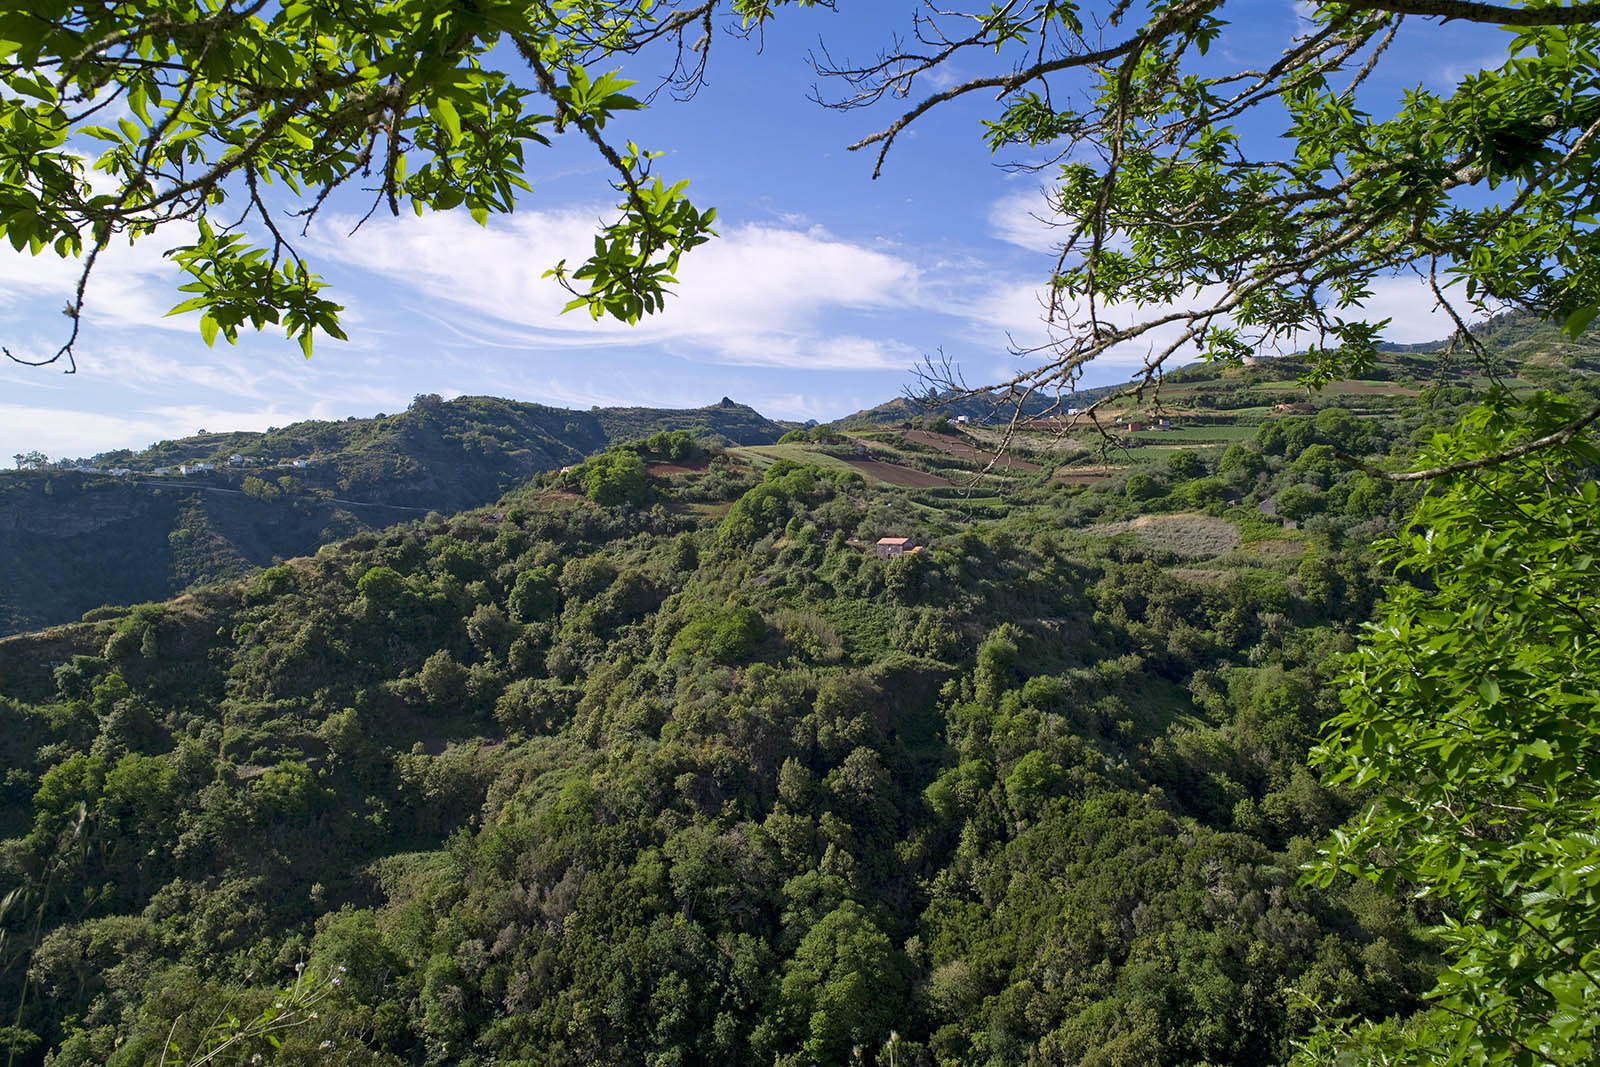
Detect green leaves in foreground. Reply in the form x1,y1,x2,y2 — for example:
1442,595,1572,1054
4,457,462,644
1301,395,1600,1066
166,219,347,360
1,0,718,365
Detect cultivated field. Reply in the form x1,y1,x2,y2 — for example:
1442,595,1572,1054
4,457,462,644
904,429,1044,469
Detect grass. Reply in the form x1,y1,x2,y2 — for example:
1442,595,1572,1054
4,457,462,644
1124,425,1257,443
1087,513,1242,559
1116,444,1230,461
729,444,865,478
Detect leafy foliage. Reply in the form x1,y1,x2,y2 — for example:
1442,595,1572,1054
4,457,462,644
1305,395,1600,1065
0,0,730,366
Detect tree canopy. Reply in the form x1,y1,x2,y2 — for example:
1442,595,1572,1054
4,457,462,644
5,0,1599,394
827,0,1600,405
0,0,729,369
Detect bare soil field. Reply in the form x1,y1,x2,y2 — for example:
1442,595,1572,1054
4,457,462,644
902,430,1042,470
647,456,711,476
841,458,953,488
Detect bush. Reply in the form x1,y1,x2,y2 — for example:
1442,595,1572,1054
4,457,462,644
670,607,765,663
584,450,647,507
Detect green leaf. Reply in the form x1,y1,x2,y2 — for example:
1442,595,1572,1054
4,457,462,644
1563,305,1598,338
433,98,461,145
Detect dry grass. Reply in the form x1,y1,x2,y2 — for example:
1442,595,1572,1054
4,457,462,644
1088,513,1241,559
1238,538,1306,560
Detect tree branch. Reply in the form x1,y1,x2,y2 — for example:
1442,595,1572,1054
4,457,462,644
1336,0,1600,26
1336,397,1600,481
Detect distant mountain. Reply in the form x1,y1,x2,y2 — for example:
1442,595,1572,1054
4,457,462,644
837,310,1600,426
0,395,791,635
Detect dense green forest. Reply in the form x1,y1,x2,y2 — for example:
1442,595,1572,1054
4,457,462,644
2,332,1598,1065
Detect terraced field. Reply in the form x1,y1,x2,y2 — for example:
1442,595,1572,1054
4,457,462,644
732,444,946,488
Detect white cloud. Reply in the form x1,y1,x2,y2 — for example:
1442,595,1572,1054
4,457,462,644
1336,274,1456,345
0,401,306,460
988,187,1065,254
0,226,203,340
0,404,177,460
310,209,923,371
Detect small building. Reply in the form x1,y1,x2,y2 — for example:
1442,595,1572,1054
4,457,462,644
1126,421,1147,433
180,462,216,475
291,459,309,468
229,454,244,465
152,467,170,476
955,415,969,424
875,537,913,559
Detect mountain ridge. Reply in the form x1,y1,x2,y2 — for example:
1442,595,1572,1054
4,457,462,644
0,394,792,635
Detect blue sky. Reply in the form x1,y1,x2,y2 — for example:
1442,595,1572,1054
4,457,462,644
0,3,1499,461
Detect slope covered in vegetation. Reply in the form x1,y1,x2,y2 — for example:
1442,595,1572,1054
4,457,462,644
0,396,788,635
0,400,1464,1067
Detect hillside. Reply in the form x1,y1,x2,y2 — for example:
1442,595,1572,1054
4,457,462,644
0,405,1442,1067
838,309,1600,428
5,359,1600,1064
0,396,789,635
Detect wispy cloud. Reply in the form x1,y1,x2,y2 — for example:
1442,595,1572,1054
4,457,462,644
310,209,924,371
0,225,203,344
988,187,1065,254
1341,274,1456,344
